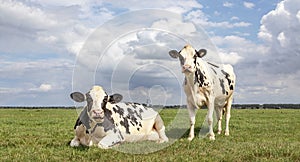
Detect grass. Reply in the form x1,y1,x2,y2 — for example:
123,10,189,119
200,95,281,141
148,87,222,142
0,108,299,161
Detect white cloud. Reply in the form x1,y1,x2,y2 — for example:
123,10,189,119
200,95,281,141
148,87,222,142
39,84,52,92
29,84,52,92
277,32,288,47
151,18,196,36
258,0,300,60
223,2,234,8
219,51,243,65
237,0,300,103
243,2,255,9
230,16,239,21
101,0,202,14
185,10,251,28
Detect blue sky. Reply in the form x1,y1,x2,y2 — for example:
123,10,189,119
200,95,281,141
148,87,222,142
0,0,300,106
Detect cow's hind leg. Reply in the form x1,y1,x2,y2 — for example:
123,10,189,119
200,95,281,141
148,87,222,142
215,105,223,135
154,114,169,143
207,99,215,140
224,95,233,136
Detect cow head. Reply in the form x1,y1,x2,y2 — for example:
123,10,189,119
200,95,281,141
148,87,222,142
70,86,123,123
169,45,207,73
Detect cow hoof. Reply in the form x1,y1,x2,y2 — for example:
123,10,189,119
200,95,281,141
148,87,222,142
225,131,230,136
98,143,110,149
157,139,167,144
217,130,222,135
156,138,169,143
209,135,215,141
88,141,93,146
188,136,194,141
70,140,80,147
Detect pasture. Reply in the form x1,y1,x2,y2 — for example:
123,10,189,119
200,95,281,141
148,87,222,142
0,108,299,161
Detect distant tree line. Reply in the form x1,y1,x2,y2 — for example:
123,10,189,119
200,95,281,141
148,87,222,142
0,104,300,109
0,106,76,109
164,104,300,109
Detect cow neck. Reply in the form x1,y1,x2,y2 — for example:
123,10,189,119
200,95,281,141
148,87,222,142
185,73,198,107
88,121,102,134
184,57,204,107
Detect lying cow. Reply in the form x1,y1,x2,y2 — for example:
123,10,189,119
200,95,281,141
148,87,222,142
69,86,168,149
169,45,236,140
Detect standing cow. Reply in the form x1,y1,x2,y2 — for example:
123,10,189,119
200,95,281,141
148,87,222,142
169,45,235,140
70,86,168,149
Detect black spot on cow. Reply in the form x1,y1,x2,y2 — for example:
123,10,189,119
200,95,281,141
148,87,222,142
219,78,226,94
130,121,135,126
86,93,93,111
120,118,130,134
75,107,91,130
139,108,144,113
73,107,93,134
137,127,140,131
221,70,234,90
113,105,124,118
102,117,116,132
207,62,219,68
211,67,217,75
195,68,208,87
102,104,115,132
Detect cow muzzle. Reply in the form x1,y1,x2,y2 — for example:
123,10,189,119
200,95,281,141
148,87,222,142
91,110,104,121
182,64,194,73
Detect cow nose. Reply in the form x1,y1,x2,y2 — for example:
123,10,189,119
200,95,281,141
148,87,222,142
182,64,192,70
92,110,104,116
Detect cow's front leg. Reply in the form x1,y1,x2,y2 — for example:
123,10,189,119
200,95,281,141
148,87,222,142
71,124,90,147
98,131,124,149
187,103,196,141
70,137,80,147
207,100,215,140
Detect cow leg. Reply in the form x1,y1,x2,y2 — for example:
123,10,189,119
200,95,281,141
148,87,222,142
187,103,196,141
215,106,223,135
70,136,80,147
70,124,90,147
225,96,233,136
207,100,215,140
154,115,169,143
98,130,124,149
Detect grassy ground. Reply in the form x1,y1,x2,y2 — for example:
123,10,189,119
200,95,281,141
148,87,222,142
0,108,299,161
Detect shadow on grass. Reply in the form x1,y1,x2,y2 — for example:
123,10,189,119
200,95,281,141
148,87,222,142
166,127,205,139
66,141,89,151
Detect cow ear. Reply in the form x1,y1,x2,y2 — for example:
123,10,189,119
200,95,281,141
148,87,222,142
169,50,179,58
109,94,123,104
70,92,86,102
196,49,207,58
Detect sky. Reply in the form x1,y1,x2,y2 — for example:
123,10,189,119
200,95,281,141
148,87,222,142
0,0,300,106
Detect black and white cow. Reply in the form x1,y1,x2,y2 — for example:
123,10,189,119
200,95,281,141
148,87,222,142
70,86,168,149
169,45,236,141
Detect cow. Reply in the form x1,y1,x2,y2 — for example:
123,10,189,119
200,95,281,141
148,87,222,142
169,45,236,141
69,85,168,149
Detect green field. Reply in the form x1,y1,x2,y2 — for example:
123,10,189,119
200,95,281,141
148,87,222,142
0,108,299,161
